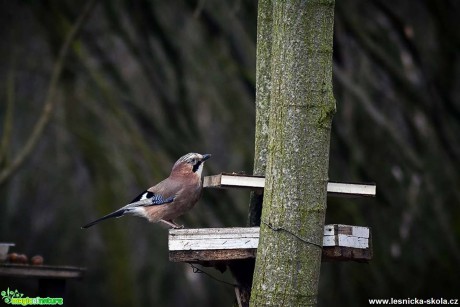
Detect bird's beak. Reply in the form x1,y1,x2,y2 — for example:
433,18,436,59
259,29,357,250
201,154,212,161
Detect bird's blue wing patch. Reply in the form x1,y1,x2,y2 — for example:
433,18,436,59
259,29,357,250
129,190,174,206
149,194,175,205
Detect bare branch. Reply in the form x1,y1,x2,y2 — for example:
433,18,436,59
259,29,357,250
0,0,97,187
334,65,423,170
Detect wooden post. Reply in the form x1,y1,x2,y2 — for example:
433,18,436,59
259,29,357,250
250,0,336,306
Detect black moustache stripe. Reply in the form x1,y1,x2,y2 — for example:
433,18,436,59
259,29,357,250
192,161,202,173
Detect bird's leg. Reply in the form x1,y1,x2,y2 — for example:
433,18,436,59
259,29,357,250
170,220,184,229
160,219,184,229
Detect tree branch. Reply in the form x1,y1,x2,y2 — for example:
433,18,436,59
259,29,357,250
0,0,97,187
334,65,423,170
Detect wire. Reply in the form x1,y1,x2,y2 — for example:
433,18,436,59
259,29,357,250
262,220,323,249
189,264,238,287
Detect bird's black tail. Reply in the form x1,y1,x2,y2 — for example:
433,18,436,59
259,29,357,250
81,209,125,229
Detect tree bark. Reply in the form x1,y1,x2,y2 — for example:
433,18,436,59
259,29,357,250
250,1,336,306
248,0,273,228
236,3,275,305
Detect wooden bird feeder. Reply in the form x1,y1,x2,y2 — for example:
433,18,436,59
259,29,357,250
0,264,85,297
168,173,375,263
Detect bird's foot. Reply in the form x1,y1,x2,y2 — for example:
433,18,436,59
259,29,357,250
160,219,184,229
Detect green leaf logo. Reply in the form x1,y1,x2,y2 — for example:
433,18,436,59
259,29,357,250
1,287,24,304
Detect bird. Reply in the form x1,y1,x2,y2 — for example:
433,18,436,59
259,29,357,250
81,153,211,229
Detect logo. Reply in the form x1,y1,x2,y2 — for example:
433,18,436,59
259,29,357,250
1,288,63,306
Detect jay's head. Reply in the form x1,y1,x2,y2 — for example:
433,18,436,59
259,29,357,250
171,153,211,178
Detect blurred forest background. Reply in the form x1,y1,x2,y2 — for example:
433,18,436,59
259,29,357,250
1,0,459,306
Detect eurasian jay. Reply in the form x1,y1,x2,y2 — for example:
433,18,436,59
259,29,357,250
82,153,211,229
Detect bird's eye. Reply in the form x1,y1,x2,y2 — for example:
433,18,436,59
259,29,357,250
190,158,197,164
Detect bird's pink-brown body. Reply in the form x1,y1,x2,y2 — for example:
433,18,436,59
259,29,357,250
141,162,204,223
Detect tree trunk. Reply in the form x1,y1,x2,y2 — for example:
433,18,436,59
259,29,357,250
250,0,336,306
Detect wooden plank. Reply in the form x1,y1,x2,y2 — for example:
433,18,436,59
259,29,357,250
203,173,376,197
169,227,259,251
322,228,373,262
327,182,376,197
169,225,371,262
170,249,257,262
203,174,265,190
0,264,85,279
322,246,372,262
221,174,265,189
325,224,370,248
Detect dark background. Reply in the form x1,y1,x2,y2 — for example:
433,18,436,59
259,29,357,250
1,0,459,306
